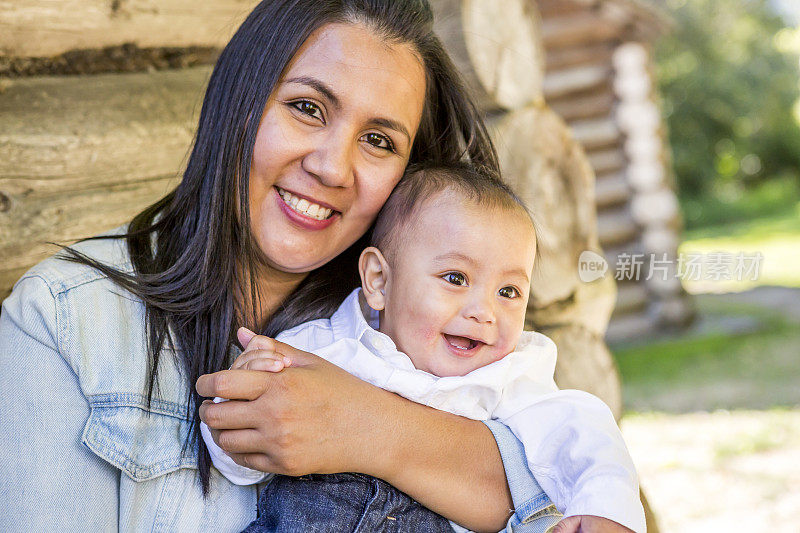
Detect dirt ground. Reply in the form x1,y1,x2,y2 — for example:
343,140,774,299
622,409,800,532
616,287,800,532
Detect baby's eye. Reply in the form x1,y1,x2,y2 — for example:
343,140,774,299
498,286,520,299
443,272,467,286
361,132,395,152
290,100,324,122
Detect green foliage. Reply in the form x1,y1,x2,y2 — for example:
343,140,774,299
613,296,800,412
655,0,800,227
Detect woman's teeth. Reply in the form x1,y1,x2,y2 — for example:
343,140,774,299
277,188,333,220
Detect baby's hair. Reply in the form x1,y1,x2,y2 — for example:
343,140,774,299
371,162,536,260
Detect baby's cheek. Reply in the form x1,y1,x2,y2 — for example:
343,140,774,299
492,340,518,362
419,325,439,342
408,307,440,342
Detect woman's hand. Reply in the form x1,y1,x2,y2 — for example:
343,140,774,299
553,516,635,533
196,331,513,532
197,334,391,477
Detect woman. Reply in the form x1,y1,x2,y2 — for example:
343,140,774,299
0,1,627,532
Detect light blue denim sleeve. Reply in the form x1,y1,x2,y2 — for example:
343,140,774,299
0,275,119,532
483,419,562,533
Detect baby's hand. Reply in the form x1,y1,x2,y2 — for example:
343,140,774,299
232,327,292,372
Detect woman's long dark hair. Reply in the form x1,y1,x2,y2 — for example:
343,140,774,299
63,0,499,492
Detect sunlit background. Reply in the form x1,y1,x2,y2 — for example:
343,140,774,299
614,1,800,530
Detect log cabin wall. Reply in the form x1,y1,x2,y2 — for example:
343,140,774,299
536,0,694,343
0,1,260,300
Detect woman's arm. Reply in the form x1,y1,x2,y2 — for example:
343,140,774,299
197,343,513,532
0,276,119,531
352,382,515,532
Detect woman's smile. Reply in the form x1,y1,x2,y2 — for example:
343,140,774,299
275,186,337,230
276,187,336,221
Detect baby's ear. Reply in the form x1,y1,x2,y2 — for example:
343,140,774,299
359,247,389,311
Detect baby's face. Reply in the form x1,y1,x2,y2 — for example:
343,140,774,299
379,190,536,377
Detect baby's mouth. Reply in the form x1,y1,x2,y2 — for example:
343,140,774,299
443,333,484,352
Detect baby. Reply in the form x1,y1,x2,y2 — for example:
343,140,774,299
202,163,645,533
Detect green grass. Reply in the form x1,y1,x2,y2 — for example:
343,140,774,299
679,200,800,291
613,297,800,413
681,176,800,230
712,419,791,460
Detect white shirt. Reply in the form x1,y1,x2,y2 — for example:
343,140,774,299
202,289,645,533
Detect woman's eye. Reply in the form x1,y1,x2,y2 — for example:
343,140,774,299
290,100,324,122
361,132,395,152
443,272,467,286
499,286,520,299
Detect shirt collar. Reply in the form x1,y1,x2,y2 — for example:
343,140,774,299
329,288,378,343
329,288,415,368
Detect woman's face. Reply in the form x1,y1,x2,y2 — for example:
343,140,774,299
248,22,426,275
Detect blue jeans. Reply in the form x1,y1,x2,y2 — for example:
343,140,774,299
243,473,455,533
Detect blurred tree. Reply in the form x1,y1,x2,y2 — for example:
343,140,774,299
655,0,800,223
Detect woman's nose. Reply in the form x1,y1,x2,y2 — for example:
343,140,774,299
301,131,355,188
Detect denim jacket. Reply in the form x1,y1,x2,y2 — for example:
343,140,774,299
0,232,558,532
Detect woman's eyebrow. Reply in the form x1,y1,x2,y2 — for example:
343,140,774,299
283,75,410,143
370,117,411,144
284,76,341,109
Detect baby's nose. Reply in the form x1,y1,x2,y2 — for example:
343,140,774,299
464,297,495,324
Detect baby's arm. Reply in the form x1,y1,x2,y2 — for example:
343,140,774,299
496,389,644,533
492,334,644,532
200,329,292,485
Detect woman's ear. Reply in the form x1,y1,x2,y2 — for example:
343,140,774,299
359,247,390,311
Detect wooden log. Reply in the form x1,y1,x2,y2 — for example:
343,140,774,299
545,41,616,72
569,117,621,150
527,272,617,339
641,226,680,254
542,323,623,419
489,104,617,335
613,40,650,73
597,206,638,246
625,135,662,161
536,0,588,18
587,148,626,174
543,64,610,99
0,1,257,58
641,488,663,533
0,67,210,300
595,172,631,208
630,189,680,226
431,0,545,111
1,43,219,77
614,69,653,101
602,242,646,275
614,282,649,314
653,295,695,328
605,312,657,344
646,272,683,298
541,12,623,48
627,161,666,192
548,89,616,122
616,100,661,135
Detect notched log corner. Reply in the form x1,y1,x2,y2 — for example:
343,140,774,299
0,191,11,213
